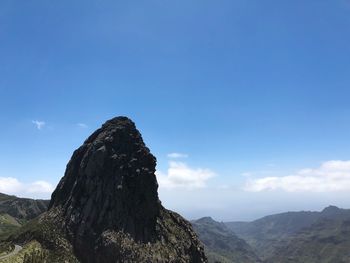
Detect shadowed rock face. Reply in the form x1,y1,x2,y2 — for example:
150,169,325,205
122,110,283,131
49,117,160,243
45,116,207,263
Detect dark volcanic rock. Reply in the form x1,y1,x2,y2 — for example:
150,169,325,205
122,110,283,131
49,117,160,244
32,116,207,263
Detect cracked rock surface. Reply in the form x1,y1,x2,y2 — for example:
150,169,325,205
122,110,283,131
33,116,208,263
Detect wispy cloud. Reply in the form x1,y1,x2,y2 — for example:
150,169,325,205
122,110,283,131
157,161,215,189
32,120,46,130
241,172,253,177
27,181,54,194
0,177,54,198
0,177,22,193
77,123,88,129
167,152,189,159
245,160,350,192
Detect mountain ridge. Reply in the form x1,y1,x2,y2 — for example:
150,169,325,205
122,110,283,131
0,193,49,221
225,205,350,260
191,217,261,263
1,191,350,263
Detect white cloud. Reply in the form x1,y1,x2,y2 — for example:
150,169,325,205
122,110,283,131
0,177,54,197
0,177,23,193
245,160,350,192
27,181,54,193
241,172,252,177
32,120,45,130
77,123,88,129
167,153,189,159
157,161,215,189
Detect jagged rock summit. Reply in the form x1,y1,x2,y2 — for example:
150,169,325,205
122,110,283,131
13,117,207,263
49,116,160,244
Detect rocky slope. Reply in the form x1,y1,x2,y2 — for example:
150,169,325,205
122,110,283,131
0,213,21,239
0,193,48,221
192,217,261,263
268,216,350,262
8,116,207,263
0,193,49,240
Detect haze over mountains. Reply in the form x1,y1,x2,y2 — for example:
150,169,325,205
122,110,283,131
225,205,350,262
2,192,350,263
2,190,350,263
191,217,261,263
189,205,350,262
1,191,350,262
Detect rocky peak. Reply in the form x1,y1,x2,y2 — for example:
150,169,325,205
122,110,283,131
49,116,160,243
44,116,207,262
194,217,216,224
322,205,340,212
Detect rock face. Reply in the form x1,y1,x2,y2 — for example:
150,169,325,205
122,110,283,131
45,116,207,262
49,117,160,243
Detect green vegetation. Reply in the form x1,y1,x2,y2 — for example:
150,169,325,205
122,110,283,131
0,194,14,202
5,210,79,263
23,249,49,263
268,218,350,262
0,193,49,221
206,251,233,263
0,214,21,227
0,242,14,257
2,190,350,263
0,213,22,240
225,211,322,259
0,241,44,263
225,206,350,260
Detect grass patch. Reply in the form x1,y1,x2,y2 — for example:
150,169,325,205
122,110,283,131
0,241,44,263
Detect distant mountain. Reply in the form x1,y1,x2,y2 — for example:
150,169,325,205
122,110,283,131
0,193,49,220
268,217,350,262
192,217,261,263
0,213,21,239
225,206,350,260
0,193,49,240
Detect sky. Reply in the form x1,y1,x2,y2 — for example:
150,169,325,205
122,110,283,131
1,0,350,221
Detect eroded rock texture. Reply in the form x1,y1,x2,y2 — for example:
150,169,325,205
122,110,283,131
46,116,207,263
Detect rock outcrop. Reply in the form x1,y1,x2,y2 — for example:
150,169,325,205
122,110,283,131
13,117,207,263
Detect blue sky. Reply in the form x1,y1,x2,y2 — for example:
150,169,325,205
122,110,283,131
1,0,350,221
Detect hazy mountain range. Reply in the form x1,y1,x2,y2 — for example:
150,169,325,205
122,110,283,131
225,205,350,262
1,193,350,263
192,205,350,262
191,217,261,263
